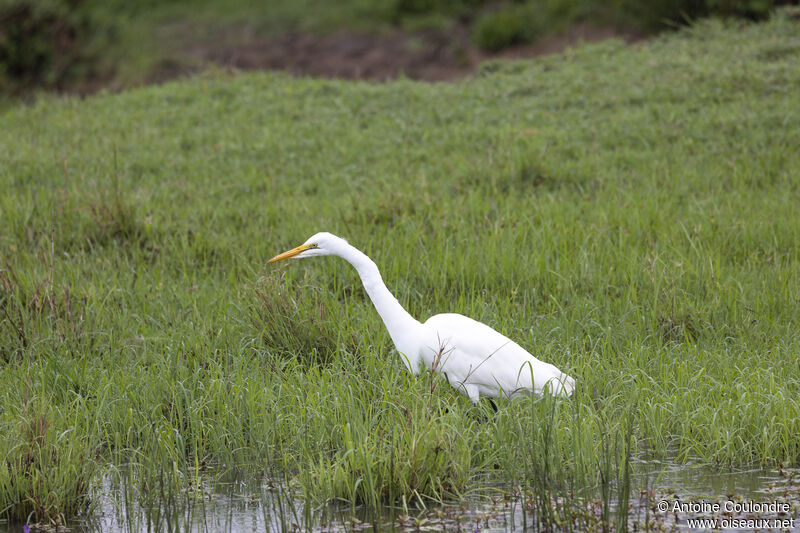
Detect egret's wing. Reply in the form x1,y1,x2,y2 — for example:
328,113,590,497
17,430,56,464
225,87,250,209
423,313,573,398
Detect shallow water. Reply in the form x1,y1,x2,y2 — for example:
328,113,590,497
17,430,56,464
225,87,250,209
2,460,798,532
637,458,791,499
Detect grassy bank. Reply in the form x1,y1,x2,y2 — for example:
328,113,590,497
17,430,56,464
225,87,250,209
1,11,799,526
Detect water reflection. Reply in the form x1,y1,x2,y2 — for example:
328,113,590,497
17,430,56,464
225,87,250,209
637,459,791,499
1,461,797,532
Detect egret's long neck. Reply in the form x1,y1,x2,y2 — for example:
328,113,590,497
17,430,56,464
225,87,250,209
337,243,422,370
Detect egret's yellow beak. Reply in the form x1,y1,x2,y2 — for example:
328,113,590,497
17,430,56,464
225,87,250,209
267,243,314,263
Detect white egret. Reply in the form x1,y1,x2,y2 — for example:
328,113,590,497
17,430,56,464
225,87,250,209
268,232,575,403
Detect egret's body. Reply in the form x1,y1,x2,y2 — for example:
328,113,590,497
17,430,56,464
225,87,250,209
268,232,575,403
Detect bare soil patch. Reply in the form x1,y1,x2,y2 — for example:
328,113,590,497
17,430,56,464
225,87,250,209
153,22,642,84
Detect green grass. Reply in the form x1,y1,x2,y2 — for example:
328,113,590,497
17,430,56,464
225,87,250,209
1,11,799,526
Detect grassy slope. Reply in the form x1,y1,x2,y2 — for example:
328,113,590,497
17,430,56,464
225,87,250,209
1,13,799,523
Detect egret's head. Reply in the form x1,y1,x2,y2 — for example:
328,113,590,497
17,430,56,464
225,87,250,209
267,232,346,263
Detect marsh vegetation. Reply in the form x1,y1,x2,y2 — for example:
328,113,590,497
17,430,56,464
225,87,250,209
1,10,799,530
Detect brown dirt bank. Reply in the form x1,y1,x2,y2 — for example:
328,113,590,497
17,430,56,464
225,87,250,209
147,22,642,85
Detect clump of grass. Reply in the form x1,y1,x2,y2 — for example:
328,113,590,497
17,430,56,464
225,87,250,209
0,256,87,361
69,164,151,253
0,398,102,524
0,264,29,358
250,273,361,364
657,313,702,343
299,391,472,507
492,387,638,531
82,184,142,249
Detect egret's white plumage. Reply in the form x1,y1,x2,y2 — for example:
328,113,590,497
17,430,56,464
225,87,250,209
268,232,575,403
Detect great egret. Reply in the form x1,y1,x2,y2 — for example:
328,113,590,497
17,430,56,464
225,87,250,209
268,232,575,403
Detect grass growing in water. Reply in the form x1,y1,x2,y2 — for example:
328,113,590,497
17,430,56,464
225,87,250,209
1,10,800,526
